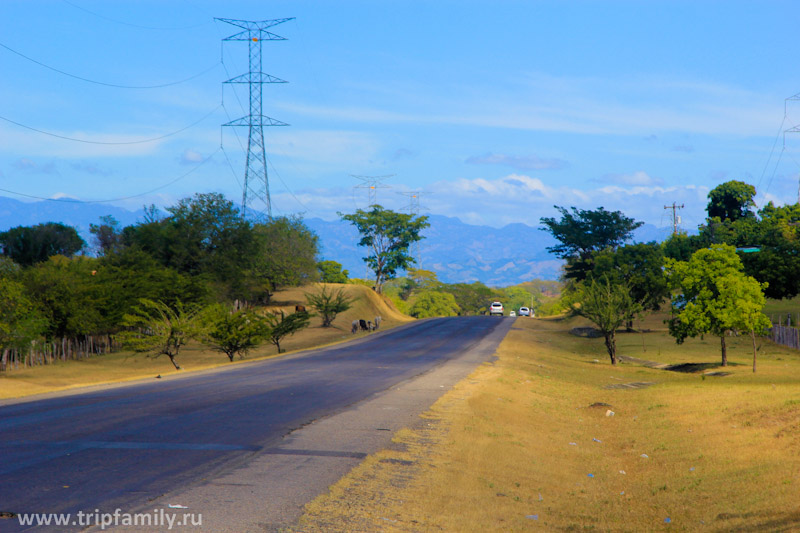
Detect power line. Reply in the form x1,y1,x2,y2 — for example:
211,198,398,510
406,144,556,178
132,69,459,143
61,0,211,31
0,104,221,145
0,147,220,204
0,41,220,89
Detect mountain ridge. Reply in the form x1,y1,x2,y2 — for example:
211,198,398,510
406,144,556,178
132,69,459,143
0,196,669,286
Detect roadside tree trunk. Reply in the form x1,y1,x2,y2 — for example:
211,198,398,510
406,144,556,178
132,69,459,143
720,334,728,367
604,331,618,365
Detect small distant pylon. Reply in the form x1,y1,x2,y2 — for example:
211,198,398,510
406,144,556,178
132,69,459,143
352,174,394,207
217,17,294,219
398,190,429,269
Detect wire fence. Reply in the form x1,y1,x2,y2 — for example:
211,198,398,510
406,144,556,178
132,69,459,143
769,314,800,350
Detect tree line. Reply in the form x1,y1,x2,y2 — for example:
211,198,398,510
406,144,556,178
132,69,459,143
0,193,331,370
541,180,780,372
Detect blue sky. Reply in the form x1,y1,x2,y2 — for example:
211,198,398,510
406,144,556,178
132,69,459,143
2,0,800,232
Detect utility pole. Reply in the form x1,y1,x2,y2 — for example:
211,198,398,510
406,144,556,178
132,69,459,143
398,190,428,269
217,17,293,219
664,202,684,235
352,174,394,207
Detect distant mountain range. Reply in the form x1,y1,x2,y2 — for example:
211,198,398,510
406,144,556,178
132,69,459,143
0,196,671,286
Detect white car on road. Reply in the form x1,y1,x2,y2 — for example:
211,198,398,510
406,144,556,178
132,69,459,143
489,302,504,316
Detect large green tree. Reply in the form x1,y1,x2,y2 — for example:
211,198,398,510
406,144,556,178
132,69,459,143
317,260,349,283
0,277,45,354
121,193,257,298
706,180,756,222
0,222,85,266
250,216,319,302
590,242,669,328
23,256,103,340
408,290,461,318
540,206,643,281
440,281,498,316
667,244,768,366
340,206,429,293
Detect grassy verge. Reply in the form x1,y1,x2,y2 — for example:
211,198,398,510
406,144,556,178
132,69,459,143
0,284,412,400
297,312,800,531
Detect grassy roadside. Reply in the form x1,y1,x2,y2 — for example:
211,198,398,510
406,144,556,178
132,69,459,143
296,313,800,531
0,284,412,400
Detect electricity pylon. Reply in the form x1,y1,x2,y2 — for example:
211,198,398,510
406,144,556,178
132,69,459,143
398,190,429,269
217,17,293,219
352,174,394,207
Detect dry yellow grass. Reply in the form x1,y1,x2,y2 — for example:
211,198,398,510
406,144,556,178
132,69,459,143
0,283,411,400
297,314,800,532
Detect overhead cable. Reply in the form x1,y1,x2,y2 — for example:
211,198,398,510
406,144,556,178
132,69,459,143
61,0,210,31
0,41,219,89
0,104,221,145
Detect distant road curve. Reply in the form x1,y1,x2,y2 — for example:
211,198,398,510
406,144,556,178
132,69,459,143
0,316,513,532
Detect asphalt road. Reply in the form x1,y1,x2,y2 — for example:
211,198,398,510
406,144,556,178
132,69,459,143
0,316,512,531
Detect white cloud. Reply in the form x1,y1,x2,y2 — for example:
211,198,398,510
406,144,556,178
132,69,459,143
278,173,712,229
283,73,779,137
180,149,204,165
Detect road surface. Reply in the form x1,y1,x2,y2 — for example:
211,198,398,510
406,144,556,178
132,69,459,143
0,316,513,531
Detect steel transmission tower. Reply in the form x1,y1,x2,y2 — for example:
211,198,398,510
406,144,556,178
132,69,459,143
217,17,293,219
352,174,394,207
398,190,429,268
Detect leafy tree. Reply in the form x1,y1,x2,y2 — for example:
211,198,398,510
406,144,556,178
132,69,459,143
0,278,45,353
201,305,269,362
317,260,349,283
540,206,643,281
440,281,498,315
407,268,441,290
264,310,310,353
666,244,768,366
121,193,258,299
89,215,123,256
722,273,771,372
0,222,85,266
499,286,539,314
93,248,209,331
572,276,641,365
251,216,319,302
305,285,352,327
706,180,756,222
590,242,669,329
408,290,461,318
118,299,202,370
340,205,429,293
662,232,707,262
23,256,103,339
